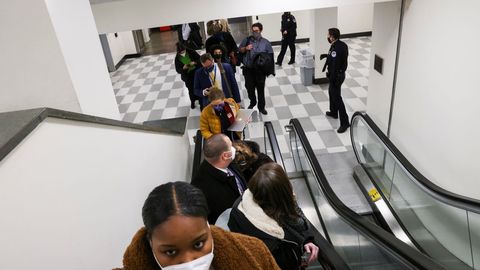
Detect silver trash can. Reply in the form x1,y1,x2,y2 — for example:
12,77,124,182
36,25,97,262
298,49,315,86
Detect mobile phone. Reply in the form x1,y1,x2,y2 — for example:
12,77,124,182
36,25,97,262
301,251,311,264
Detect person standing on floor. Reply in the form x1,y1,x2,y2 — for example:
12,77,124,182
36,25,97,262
174,42,201,109
228,163,319,270
276,11,297,66
206,21,239,71
239,22,275,115
194,53,241,110
199,87,241,140
178,22,203,49
320,27,350,133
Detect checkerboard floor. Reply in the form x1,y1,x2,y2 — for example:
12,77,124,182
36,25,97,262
110,37,371,164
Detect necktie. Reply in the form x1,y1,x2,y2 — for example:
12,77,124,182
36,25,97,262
227,168,245,194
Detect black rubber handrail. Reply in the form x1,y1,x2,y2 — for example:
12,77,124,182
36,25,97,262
290,118,445,270
351,112,480,213
191,130,203,181
263,121,285,170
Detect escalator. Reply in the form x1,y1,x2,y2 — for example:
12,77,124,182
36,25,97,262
349,112,480,269
192,121,447,269
271,119,445,269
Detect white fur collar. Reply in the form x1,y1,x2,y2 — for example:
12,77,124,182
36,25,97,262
237,189,284,238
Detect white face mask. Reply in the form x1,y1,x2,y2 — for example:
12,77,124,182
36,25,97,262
230,146,236,160
152,225,214,270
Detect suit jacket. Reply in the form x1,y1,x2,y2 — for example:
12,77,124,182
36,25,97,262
193,63,241,107
191,161,246,224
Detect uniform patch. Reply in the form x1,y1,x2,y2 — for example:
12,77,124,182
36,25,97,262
331,51,337,58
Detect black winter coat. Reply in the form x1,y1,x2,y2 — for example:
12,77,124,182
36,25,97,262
191,161,246,224
228,197,315,270
174,49,201,81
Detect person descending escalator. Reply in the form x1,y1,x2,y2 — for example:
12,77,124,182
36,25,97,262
229,163,319,270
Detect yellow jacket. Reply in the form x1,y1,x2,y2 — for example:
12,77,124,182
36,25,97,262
200,98,240,139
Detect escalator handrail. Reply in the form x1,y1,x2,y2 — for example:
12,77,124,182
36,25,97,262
290,118,446,270
351,112,480,213
264,121,286,170
191,130,203,181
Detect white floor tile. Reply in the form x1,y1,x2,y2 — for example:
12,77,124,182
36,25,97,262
305,131,326,150
127,102,143,113
162,108,178,119
290,105,309,118
270,95,288,107
133,111,150,123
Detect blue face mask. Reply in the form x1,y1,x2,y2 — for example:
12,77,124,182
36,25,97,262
213,103,224,111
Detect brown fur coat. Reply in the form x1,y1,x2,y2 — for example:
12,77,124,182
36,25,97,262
114,225,281,270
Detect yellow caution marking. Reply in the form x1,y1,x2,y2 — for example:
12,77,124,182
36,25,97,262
369,188,381,202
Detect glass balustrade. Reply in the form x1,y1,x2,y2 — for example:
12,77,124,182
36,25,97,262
351,114,480,269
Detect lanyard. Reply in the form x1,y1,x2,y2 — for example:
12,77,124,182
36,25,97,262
207,64,217,86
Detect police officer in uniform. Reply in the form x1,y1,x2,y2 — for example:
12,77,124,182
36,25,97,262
320,28,350,133
276,12,297,66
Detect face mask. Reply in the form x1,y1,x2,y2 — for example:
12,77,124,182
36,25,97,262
152,223,214,270
179,51,186,56
152,244,214,270
252,32,261,39
230,146,236,160
213,54,222,60
327,37,332,44
205,64,214,73
213,103,224,111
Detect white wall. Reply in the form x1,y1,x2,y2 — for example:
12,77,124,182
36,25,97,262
0,118,190,270
389,0,480,199
310,8,338,79
0,1,80,113
45,0,120,120
338,3,373,34
107,31,137,66
91,0,395,34
253,10,311,42
366,1,401,133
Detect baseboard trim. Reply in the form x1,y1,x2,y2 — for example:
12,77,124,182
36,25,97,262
340,31,372,39
314,77,329,85
115,53,143,70
270,38,309,46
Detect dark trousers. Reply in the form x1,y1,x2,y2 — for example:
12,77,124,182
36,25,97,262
328,72,349,126
243,68,266,110
276,35,296,64
184,72,197,103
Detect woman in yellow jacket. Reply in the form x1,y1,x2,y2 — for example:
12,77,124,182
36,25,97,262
200,87,241,140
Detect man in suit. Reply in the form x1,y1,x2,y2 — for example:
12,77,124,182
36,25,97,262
194,53,241,110
191,134,247,224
